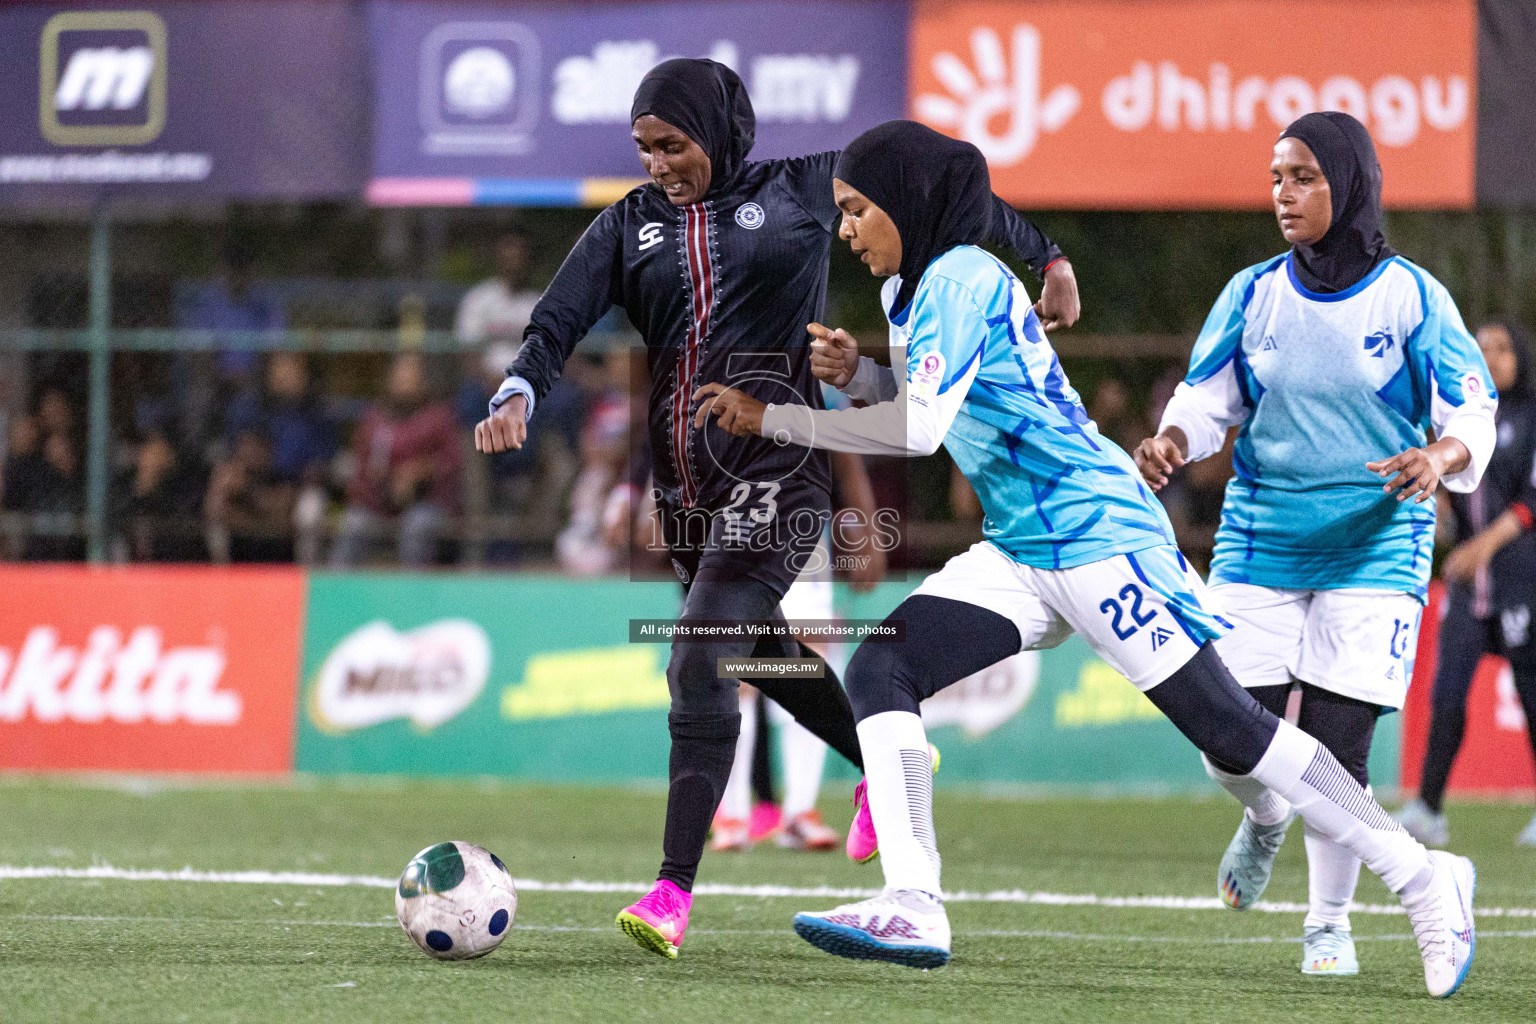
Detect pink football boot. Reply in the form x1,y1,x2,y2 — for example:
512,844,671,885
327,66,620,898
616,879,692,959
847,744,940,864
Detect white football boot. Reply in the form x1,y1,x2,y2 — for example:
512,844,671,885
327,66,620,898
792,889,951,968
1402,850,1477,998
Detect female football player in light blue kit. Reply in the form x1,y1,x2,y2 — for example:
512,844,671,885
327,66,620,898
1135,112,1496,978
693,119,1477,998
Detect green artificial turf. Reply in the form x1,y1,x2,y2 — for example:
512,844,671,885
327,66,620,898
0,777,1532,1023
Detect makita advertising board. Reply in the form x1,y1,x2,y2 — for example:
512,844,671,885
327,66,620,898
0,3,368,206
0,566,305,772
366,0,907,206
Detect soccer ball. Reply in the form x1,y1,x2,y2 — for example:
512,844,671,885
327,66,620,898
395,841,518,960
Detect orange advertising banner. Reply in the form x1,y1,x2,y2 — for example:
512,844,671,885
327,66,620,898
910,0,1475,209
0,566,305,773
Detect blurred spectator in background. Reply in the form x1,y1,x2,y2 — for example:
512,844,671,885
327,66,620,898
120,424,207,562
455,232,539,348
174,241,286,452
332,353,461,567
223,352,337,563
1087,378,1145,454
205,430,294,562
556,352,632,575
2,388,85,560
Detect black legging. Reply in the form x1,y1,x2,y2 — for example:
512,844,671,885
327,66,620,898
848,595,1280,775
1419,587,1536,812
660,574,862,891
1246,681,1382,787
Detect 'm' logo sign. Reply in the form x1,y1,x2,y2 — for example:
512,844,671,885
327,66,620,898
39,11,167,147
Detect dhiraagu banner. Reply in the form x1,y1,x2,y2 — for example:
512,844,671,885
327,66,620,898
296,574,1397,789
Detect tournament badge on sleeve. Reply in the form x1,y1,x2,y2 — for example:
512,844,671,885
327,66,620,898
909,351,946,405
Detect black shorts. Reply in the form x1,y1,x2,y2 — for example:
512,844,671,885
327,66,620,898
661,478,830,597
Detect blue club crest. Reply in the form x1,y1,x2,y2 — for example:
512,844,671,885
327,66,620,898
1364,330,1395,357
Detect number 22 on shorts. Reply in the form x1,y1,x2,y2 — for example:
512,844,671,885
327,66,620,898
1100,584,1157,640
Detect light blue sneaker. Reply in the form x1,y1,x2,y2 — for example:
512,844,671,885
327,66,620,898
1301,924,1360,975
1218,810,1295,909
1517,813,1536,847
1395,798,1450,847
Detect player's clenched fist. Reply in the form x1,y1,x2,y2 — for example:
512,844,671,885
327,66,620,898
807,321,860,388
1133,430,1187,491
475,394,529,453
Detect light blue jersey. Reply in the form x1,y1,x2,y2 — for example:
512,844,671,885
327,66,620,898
1162,253,1497,600
889,246,1176,569
763,245,1228,648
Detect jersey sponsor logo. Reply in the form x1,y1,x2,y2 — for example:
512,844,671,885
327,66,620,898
310,620,491,733
672,558,691,585
1364,329,1396,357
1258,334,1278,352
734,202,765,229
909,350,946,401
1149,625,1174,650
638,221,664,251
1462,371,1489,402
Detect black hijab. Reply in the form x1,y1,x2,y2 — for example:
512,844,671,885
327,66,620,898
630,58,755,198
1278,111,1397,294
833,120,994,315
1486,319,1534,405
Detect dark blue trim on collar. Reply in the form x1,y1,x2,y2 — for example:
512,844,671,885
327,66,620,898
1285,252,1394,302
888,291,912,327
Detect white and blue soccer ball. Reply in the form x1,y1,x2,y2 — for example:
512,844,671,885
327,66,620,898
395,841,518,960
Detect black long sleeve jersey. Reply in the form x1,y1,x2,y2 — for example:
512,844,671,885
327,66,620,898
511,150,1062,512
1449,395,1536,616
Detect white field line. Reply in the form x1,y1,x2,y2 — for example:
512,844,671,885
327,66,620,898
7,915,1536,945
2,864,1533,920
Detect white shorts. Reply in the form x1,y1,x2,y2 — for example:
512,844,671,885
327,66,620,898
1209,583,1423,709
780,534,833,621
912,541,1226,690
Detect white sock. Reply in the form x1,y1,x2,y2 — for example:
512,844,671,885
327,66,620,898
856,711,941,896
1202,754,1292,826
777,713,827,819
1247,719,1429,893
1303,823,1361,931
720,692,757,822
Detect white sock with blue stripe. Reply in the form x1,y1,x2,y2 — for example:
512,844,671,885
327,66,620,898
856,711,941,898
1249,720,1428,894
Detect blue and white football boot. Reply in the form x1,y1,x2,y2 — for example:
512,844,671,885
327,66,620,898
1217,809,1296,909
1301,924,1359,976
793,889,951,968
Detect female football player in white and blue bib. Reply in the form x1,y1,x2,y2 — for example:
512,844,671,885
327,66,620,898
694,119,1476,998
1135,112,1496,979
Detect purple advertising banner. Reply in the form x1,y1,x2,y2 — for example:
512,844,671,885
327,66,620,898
0,3,369,206
367,0,907,206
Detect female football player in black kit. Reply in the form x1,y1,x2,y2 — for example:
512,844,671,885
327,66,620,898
473,58,1079,959
1398,320,1536,848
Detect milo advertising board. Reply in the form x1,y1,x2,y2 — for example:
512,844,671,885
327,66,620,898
297,576,1398,789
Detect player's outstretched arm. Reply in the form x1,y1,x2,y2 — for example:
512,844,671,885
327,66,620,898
475,394,529,453
807,322,860,388
1133,428,1188,492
